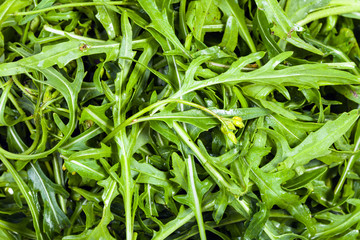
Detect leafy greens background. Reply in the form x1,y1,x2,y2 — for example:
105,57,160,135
0,0,360,239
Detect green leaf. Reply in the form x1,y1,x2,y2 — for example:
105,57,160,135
248,163,316,234
65,159,107,181
170,152,187,190
283,167,327,191
279,110,359,170
255,0,323,55
94,0,120,40
253,9,282,58
83,202,96,230
80,103,114,133
244,203,269,240
6,126,28,152
186,0,221,41
61,126,103,151
243,121,317,234
150,121,181,146
131,160,176,200
0,154,42,240
0,219,36,239
173,122,243,196
212,189,230,224
304,199,360,239
0,81,24,126
265,114,322,147
173,155,212,240
285,0,331,23
0,39,119,76
137,0,191,58
153,206,195,240
303,32,360,75
2,0,360,239
87,177,119,240
215,0,257,55
0,0,31,25
219,16,238,52
28,162,70,238
68,143,111,161
174,52,359,98
19,0,56,25
151,107,269,130
67,177,119,240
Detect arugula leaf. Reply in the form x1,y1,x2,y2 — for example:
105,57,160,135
94,0,120,40
173,155,213,240
285,0,331,23
243,125,316,234
304,199,360,239
279,110,359,170
255,0,323,55
65,159,107,181
2,0,360,239
137,0,191,58
27,162,70,238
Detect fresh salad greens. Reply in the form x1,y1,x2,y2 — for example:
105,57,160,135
1,0,360,239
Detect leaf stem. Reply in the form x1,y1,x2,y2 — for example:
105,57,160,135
186,155,207,240
153,201,215,240
297,5,360,26
52,154,67,213
102,99,227,143
333,131,360,200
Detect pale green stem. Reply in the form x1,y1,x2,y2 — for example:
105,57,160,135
297,5,360,26
102,99,226,143
186,155,207,240
52,154,67,213
153,200,216,240
334,134,360,200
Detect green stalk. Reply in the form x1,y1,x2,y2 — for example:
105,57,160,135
186,155,207,240
203,24,224,32
333,133,360,200
115,11,134,239
21,21,30,45
113,73,133,240
52,154,67,213
297,5,360,26
115,136,133,240
0,82,77,160
102,98,227,143
153,200,216,240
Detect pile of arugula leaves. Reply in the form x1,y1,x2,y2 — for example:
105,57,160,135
1,0,360,239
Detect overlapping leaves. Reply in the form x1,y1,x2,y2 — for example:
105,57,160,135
0,0,360,240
